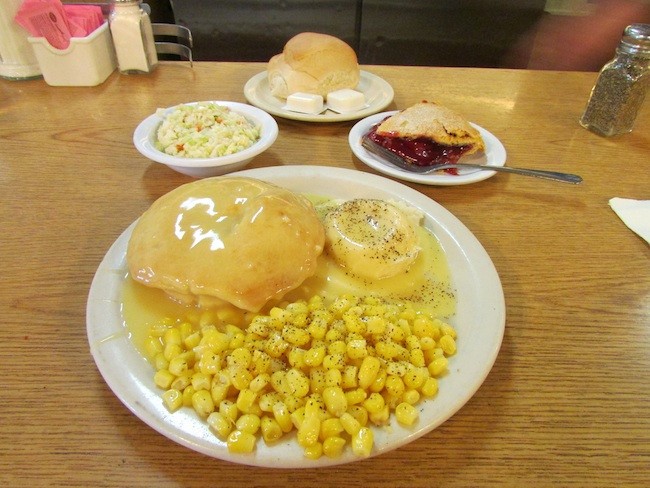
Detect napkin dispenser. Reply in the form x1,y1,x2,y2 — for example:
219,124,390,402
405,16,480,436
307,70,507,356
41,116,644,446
28,21,116,86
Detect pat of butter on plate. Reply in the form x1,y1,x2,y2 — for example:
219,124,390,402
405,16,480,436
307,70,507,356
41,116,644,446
327,89,366,113
285,92,324,114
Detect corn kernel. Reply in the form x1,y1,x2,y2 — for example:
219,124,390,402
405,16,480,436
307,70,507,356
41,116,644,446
251,350,272,375
395,402,418,426
283,394,305,413
347,405,368,426
402,389,421,405
320,417,344,441
210,383,229,405
163,327,182,346
428,357,448,377
182,385,196,407
322,386,348,417
154,352,169,371
290,406,306,430
420,377,439,397
369,404,390,426
184,331,201,350
236,414,261,435
145,337,163,358
192,390,215,417
303,346,326,367
154,369,175,389
207,411,232,438
358,356,381,389
261,416,283,444
168,355,190,376
264,332,289,358
346,339,368,360
162,388,183,412
199,352,221,375
384,374,405,398
365,316,386,335
236,388,258,413
419,336,436,351
303,442,323,460
322,436,346,458
403,367,428,390
272,401,293,433
439,335,457,356
163,342,183,361
297,413,321,448
351,427,374,458
219,400,239,423
249,373,270,393
191,372,211,391
170,374,191,392
282,324,311,347
258,391,280,412
323,353,346,371
230,367,254,390
439,322,457,339
285,368,310,398
345,388,367,405
341,365,358,389
227,429,256,453
340,412,362,436
369,368,387,393
363,392,385,414
309,367,327,394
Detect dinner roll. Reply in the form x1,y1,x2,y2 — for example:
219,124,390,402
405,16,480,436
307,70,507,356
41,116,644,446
268,32,360,98
126,177,325,312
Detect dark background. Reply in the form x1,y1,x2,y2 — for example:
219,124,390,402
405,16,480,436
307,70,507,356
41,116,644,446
148,0,547,67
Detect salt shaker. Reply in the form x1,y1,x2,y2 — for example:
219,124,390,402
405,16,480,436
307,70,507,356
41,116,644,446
109,0,158,74
579,24,650,136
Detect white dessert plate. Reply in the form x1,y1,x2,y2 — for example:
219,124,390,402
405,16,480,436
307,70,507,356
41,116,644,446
349,111,507,186
87,166,505,468
243,71,394,122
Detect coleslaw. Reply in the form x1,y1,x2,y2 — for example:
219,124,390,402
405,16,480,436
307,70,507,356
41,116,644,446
155,102,261,158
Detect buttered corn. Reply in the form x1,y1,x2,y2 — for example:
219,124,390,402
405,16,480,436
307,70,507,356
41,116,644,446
147,294,458,459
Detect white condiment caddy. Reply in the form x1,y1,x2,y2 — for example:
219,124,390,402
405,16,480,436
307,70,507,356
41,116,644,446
28,21,116,86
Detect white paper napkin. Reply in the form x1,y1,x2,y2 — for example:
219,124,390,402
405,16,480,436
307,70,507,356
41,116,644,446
609,198,650,244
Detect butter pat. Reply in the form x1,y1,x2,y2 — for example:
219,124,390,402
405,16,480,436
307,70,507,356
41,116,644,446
285,92,324,114
327,89,365,113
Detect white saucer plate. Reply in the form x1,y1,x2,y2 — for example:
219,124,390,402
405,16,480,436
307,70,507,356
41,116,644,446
349,111,507,185
244,71,394,122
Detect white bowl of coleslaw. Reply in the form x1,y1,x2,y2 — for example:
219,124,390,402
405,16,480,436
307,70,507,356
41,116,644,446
133,101,278,178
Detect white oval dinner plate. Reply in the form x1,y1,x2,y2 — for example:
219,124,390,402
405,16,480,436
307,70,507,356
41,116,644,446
86,166,505,468
349,111,507,186
243,71,394,122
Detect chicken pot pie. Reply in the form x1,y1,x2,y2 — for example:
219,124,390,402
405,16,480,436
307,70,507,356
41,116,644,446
126,177,325,312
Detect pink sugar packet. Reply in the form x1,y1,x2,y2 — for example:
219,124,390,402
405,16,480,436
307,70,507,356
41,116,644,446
14,0,72,49
63,5,104,37
14,0,104,50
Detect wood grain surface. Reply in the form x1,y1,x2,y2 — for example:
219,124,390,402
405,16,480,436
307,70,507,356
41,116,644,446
1,62,649,488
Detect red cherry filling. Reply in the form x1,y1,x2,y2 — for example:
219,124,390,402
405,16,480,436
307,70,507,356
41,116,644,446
367,123,475,175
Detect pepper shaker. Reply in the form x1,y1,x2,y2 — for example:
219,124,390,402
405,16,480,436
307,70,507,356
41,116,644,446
579,24,650,137
109,0,158,74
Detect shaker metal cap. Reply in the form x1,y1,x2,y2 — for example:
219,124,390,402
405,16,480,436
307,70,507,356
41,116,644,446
620,23,650,53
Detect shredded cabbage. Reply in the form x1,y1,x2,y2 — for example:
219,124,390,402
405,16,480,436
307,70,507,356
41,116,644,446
155,102,261,158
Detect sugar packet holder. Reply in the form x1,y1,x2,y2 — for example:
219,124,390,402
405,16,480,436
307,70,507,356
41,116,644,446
28,21,116,86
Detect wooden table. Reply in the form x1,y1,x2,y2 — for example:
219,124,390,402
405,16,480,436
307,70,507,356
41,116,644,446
1,62,649,487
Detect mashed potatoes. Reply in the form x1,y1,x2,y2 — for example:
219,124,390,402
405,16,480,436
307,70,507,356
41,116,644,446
323,199,421,281
126,177,325,312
